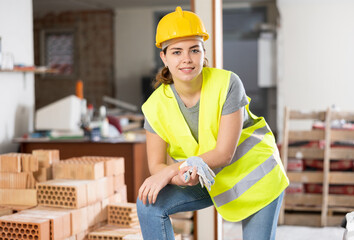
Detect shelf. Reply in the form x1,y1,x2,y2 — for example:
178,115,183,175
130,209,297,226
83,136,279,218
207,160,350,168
329,172,354,184
288,172,323,183
288,171,354,184
330,148,354,160
328,194,354,207
0,68,58,74
284,213,343,227
285,205,322,212
288,110,326,121
288,147,324,159
289,129,325,141
328,206,354,213
331,130,354,141
285,193,322,206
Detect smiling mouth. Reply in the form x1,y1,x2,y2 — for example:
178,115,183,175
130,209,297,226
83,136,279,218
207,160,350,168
179,67,195,71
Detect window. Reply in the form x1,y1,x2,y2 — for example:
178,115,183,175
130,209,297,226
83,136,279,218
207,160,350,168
40,29,76,78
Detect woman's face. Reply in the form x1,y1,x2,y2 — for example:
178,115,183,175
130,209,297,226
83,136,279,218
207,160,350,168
160,38,204,84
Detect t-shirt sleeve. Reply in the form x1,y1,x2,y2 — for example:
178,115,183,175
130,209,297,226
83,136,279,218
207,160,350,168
144,117,156,133
222,72,249,115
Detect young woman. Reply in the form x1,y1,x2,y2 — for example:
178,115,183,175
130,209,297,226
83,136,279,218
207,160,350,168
137,7,289,240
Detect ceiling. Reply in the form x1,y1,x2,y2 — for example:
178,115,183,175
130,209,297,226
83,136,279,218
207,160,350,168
32,0,190,16
32,0,272,17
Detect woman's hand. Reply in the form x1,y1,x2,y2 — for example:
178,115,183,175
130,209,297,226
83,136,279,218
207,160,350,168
138,168,174,205
172,166,199,187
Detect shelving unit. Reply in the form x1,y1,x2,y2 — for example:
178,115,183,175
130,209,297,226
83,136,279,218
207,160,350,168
0,68,58,74
279,107,354,226
0,68,58,89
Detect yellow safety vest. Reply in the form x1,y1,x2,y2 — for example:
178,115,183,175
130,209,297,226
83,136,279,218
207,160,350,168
142,67,289,222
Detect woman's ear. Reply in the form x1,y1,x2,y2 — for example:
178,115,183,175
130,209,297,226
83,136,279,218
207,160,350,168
160,51,167,67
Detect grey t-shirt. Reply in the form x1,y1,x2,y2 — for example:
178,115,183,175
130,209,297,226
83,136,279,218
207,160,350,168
144,72,251,142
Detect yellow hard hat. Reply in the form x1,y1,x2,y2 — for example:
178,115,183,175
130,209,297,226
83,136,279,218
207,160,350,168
155,6,209,48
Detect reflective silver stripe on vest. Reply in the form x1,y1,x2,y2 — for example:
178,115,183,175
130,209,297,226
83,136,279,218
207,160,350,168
213,125,270,175
213,154,278,207
233,125,270,162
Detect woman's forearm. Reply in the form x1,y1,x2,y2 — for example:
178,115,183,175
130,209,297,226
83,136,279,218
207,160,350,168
149,161,181,183
199,147,235,169
199,109,243,169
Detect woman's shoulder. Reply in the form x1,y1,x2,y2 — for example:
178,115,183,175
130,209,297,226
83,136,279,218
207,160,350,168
203,67,232,75
143,84,173,107
203,67,232,84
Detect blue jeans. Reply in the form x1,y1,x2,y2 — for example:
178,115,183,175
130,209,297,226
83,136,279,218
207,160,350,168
136,184,284,240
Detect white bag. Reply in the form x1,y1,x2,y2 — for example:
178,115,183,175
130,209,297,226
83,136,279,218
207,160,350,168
343,212,354,240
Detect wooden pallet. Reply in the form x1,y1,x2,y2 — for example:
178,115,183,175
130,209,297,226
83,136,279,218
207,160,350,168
279,107,354,226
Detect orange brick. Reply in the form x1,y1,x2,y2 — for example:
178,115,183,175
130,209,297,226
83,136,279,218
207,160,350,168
32,206,73,236
88,225,141,240
87,204,95,228
0,172,29,189
53,160,104,180
71,206,88,235
85,180,98,205
92,194,122,228
107,177,114,197
32,149,60,168
16,210,71,240
26,172,37,189
20,208,72,240
34,166,53,182
100,197,110,223
87,201,102,227
96,177,114,200
0,153,21,172
0,206,12,217
21,153,39,172
114,185,128,203
64,235,76,240
0,214,50,240
81,156,125,176
0,205,33,212
108,203,139,228
123,233,143,240
113,173,125,192
110,157,125,175
0,189,37,206
37,179,88,209
76,229,89,240
102,158,118,176
34,205,88,236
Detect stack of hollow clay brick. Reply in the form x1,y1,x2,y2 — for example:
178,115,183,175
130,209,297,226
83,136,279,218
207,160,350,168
0,149,64,240
0,208,70,240
53,156,126,195
33,155,127,239
108,202,139,228
88,202,140,240
0,153,128,240
0,152,40,210
88,202,182,240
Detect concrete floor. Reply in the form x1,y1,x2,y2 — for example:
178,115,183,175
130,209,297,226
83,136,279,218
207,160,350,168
223,222,345,240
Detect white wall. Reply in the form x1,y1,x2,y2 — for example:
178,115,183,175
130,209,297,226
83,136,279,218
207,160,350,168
0,0,34,153
114,5,189,107
276,0,354,136
195,0,214,66
194,1,218,239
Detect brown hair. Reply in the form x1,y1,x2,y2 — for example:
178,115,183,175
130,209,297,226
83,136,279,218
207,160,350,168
153,46,209,89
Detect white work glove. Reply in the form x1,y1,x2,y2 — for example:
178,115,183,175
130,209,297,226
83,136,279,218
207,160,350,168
179,156,216,191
